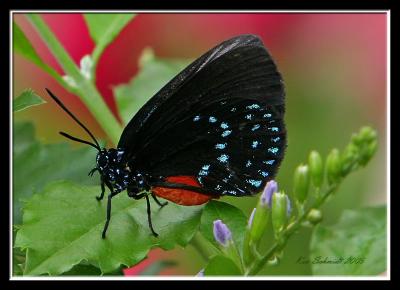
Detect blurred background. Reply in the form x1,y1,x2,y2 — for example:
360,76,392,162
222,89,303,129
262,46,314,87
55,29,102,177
13,13,387,276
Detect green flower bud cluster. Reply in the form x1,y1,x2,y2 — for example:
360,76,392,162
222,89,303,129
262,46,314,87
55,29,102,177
341,126,378,176
292,127,378,206
243,181,291,268
234,127,377,275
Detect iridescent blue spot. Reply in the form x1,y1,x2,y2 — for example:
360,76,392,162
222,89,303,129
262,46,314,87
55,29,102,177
259,170,269,177
199,164,210,176
268,147,279,154
209,116,217,123
246,104,261,110
221,130,232,137
245,114,253,120
251,124,261,131
269,127,279,132
139,180,144,185
246,179,262,187
202,164,210,170
252,141,260,149
230,107,237,112
246,160,252,167
228,190,237,195
263,160,275,165
199,170,208,176
222,178,229,183
220,122,229,129
215,184,222,190
193,115,200,122
215,143,227,150
272,137,281,143
269,120,276,124
263,113,272,118
217,154,229,163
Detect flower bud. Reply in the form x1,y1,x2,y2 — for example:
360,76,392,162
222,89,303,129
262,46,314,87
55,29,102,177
306,208,323,225
247,180,278,244
359,139,378,166
62,75,77,88
293,165,310,203
359,126,377,143
326,148,342,185
261,180,278,208
139,47,155,67
286,195,292,218
366,140,378,160
80,55,93,80
213,220,232,247
308,151,323,188
248,208,256,228
272,191,288,238
341,143,358,176
267,256,280,266
213,220,242,270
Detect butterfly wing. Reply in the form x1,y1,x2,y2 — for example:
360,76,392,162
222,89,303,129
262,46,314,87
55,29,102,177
118,34,286,197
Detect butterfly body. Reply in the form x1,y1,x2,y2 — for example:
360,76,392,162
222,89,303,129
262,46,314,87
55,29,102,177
47,34,286,239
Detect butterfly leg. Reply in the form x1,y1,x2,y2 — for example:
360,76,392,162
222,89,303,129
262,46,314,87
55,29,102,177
150,192,168,207
101,188,121,239
96,178,106,201
145,194,159,237
128,192,159,237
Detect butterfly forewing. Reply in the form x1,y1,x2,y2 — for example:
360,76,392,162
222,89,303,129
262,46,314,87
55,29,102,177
118,34,286,197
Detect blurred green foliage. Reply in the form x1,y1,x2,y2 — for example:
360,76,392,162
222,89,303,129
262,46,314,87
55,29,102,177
310,206,386,275
13,122,97,225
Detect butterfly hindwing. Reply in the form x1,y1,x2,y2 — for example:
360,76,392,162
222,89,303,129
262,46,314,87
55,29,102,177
118,34,286,197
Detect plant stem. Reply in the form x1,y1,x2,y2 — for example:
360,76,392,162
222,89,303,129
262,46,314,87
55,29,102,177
190,232,217,262
26,14,123,145
246,185,338,276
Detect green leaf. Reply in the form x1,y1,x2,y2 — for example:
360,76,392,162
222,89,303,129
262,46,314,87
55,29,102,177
13,122,97,225
13,246,26,276
62,263,102,276
310,206,386,275
114,49,191,125
13,21,61,80
14,21,49,71
14,181,203,275
204,255,242,276
200,201,247,256
84,14,136,66
13,89,46,112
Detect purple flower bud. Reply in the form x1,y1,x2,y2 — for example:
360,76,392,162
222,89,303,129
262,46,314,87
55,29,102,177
213,219,232,247
196,268,205,276
261,180,278,207
286,195,292,217
248,208,256,227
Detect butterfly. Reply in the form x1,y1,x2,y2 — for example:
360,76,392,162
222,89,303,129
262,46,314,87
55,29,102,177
46,34,286,239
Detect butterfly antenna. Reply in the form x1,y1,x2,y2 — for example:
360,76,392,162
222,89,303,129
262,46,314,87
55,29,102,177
59,131,100,150
45,88,101,151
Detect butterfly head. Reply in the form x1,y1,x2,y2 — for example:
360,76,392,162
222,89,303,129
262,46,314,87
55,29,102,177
96,148,125,171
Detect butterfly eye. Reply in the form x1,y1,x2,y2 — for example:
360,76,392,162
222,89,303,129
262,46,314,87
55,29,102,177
97,154,109,169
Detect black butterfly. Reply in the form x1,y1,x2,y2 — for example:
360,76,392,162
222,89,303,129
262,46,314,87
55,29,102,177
46,34,286,239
